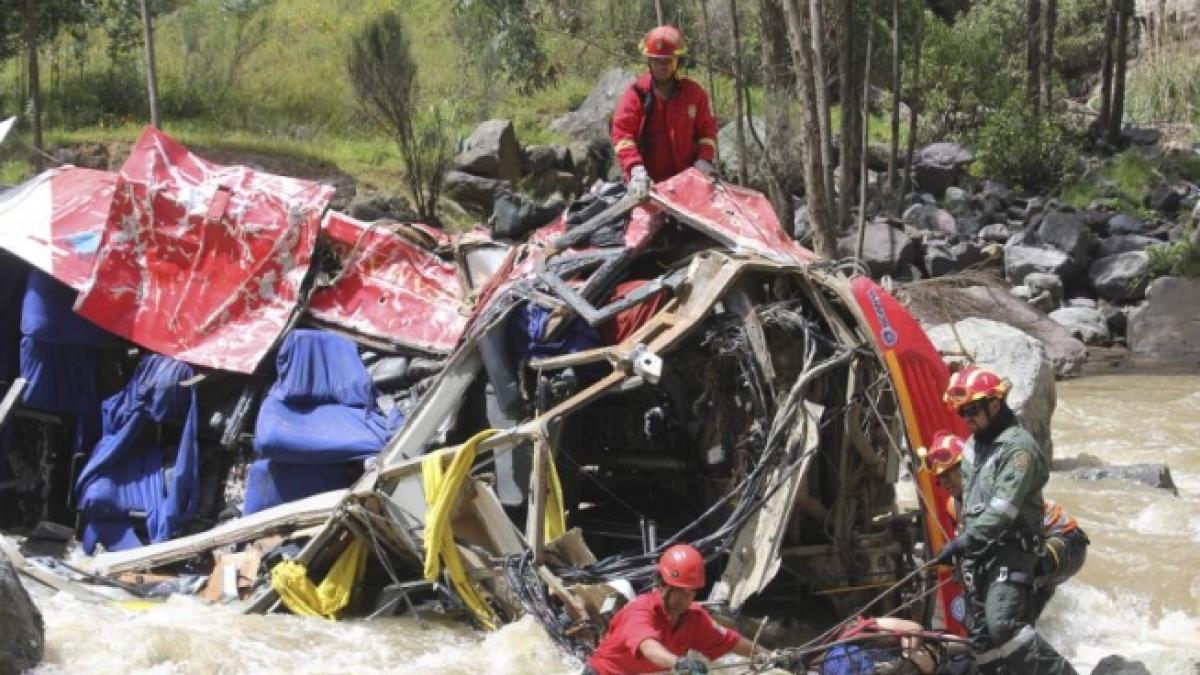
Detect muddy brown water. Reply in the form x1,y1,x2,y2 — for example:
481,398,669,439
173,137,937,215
28,374,1200,674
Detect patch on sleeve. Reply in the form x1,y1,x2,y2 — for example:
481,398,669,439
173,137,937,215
1012,451,1031,475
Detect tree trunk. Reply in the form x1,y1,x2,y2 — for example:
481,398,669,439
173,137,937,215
809,0,835,225
855,6,874,262
900,0,922,202
1040,0,1057,113
24,0,42,172
837,0,861,231
887,0,901,199
1098,0,1117,134
729,0,750,185
1107,0,1131,143
758,0,796,229
654,0,664,24
780,0,837,259
700,0,718,115
139,0,161,128
1026,0,1042,114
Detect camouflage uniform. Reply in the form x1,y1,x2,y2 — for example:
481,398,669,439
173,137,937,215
958,411,1077,675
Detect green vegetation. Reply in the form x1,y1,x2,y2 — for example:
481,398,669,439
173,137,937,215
1146,224,1200,279
1125,49,1200,127
975,96,1076,191
1060,149,1200,214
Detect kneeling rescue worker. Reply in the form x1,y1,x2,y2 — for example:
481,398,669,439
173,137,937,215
927,431,1089,622
932,365,1078,674
611,25,719,201
584,543,762,674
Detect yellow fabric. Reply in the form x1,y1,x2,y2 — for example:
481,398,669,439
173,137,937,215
270,538,367,619
422,429,501,629
544,452,567,543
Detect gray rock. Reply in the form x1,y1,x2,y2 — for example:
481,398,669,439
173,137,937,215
1102,305,1128,338
902,204,957,234
793,203,811,242
926,318,1057,457
522,144,560,176
912,142,974,198
978,223,1011,243
1024,272,1064,306
1005,245,1072,285
1005,228,1033,247
1098,234,1159,258
1088,251,1151,302
524,169,581,200
949,240,984,268
1037,210,1096,275
1128,276,1200,356
1143,185,1181,213
443,170,512,215
1105,213,1146,236
718,117,805,195
1120,126,1162,147
943,186,970,215
1068,463,1178,496
836,220,918,277
345,193,419,223
454,119,522,183
549,68,636,143
0,549,44,674
923,241,957,277
1067,297,1097,309
1089,655,1152,675
1010,285,1033,301
1048,306,1112,345
568,138,616,186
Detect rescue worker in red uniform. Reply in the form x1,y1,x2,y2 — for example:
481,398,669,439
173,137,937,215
927,430,1090,623
612,26,719,200
584,544,762,674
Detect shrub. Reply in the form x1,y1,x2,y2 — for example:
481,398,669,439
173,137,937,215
1125,49,1200,126
975,97,1078,191
1146,225,1200,279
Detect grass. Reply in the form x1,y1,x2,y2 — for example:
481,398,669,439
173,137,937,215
1125,49,1200,126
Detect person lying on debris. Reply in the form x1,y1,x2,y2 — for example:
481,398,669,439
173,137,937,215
583,543,763,674
611,25,719,201
926,431,1090,622
817,616,948,675
932,365,1078,675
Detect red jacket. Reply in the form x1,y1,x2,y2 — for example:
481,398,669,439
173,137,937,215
612,73,718,182
586,589,741,675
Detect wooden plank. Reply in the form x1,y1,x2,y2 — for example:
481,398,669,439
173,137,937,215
90,489,345,575
536,565,588,622
525,437,548,562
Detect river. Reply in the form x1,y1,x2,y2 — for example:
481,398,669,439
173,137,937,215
27,374,1200,674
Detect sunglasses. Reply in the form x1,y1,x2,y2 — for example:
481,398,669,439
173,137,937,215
957,401,987,418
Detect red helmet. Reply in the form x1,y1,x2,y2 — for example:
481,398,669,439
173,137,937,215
641,25,687,58
928,432,964,476
658,543,705,590
943,365,1010,411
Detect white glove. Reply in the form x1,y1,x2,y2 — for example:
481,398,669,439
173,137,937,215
693,158,716,177
628,165,651,200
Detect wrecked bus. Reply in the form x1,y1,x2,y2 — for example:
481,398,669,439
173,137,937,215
0,127,968,669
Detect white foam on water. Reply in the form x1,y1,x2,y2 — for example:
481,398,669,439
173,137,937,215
1040,582,1200,674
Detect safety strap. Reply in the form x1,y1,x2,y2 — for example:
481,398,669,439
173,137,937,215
635,84,655,159
975,625,1036,664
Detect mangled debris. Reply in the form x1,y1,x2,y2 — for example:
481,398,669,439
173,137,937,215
0,127,970,670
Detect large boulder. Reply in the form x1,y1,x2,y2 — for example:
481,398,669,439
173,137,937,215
1004,245,1073,285
1024,272,1064,307
902,204,957,235
1068,463,1178,496
836,220,918,277
903,281,1087,376
1089,655,1152,675
1143,185,1181,214
345,192,419,223
926,318,1057,458
1128,276,1200,356
443,170,512,215
454,119,523,184
911,142,974,198
1036,210,1096,275
1088,251,1151,302
717,116,804,195
1048,306,1111,346
0,549,44,674
1105,213,1147,236
549,68,636,143
1097,234,1159,258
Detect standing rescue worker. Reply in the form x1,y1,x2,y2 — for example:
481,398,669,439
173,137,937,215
932,366,1078,675
928,432,1090,622
612,26,719,200
584,543,762,674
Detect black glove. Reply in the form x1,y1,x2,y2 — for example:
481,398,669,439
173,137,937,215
674,655,708,674
932,536,967,565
